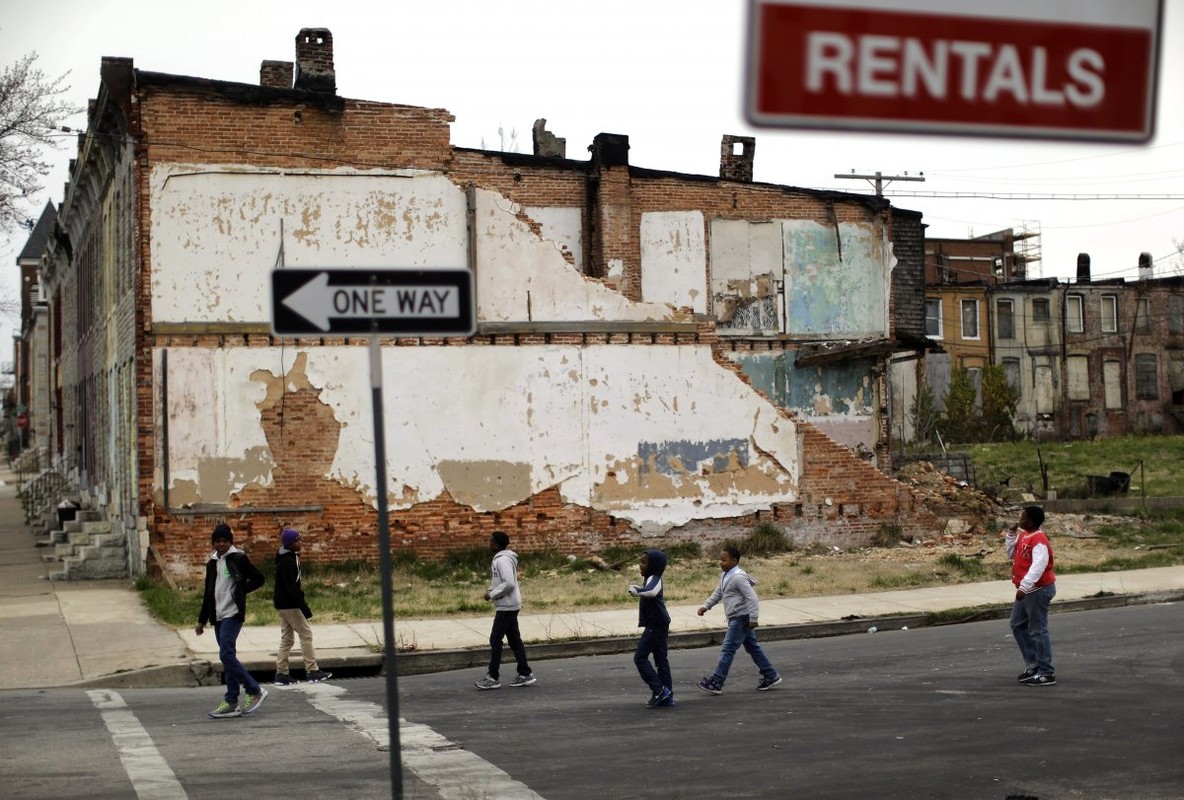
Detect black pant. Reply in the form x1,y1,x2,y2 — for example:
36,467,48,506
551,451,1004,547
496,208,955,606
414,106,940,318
488,609,531,680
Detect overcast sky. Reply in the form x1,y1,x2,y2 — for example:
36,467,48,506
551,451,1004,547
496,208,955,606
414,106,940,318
2,0,1182,350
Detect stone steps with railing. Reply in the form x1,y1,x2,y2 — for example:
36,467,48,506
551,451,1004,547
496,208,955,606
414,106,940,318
18,463,129,581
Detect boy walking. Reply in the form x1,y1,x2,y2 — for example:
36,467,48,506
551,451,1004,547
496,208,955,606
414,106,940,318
475,531,536,690
1007,505,1057,686
273,528,332,685
629,549,673,708
696,545,781,695
196,523,269,718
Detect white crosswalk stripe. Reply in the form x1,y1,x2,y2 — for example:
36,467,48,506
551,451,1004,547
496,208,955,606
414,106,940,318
297,682,545,799
86,689,188,800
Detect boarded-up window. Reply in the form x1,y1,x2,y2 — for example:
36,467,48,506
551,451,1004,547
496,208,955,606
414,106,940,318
1169,295,1184,334
1032,298,1050,323
1135,298,1151,333
1103,360,1122,409
924,298,942,337
1066,295,1084,333
961,299,979,339
966,366,983,409
997,299,1015,339
1135,353,1158,399
1003,358,1021,397
1067,355,1090,400
1034,360,1055,414
1101,295,1118,333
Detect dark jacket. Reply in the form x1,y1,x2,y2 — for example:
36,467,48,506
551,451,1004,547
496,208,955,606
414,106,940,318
198,547,265,625
629,549,671,629
274,549,312,618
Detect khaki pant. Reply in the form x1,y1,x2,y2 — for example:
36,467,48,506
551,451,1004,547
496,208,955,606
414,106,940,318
276,608,319,673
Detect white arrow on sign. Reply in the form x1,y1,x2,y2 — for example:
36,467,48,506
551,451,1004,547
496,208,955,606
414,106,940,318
281,272,462,332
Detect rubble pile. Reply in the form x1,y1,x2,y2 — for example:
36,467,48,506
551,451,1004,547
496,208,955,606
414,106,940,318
895,460,1006,545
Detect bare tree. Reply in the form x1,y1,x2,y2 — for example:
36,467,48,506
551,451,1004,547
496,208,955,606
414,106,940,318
0,51,79,234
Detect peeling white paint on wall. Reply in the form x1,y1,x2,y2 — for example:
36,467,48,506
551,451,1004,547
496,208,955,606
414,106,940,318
640,211,707,313
473,190,677,323
522,206,583,268
151,165,803,532
155,348,275,504
162,344,800,533
150,166,469,323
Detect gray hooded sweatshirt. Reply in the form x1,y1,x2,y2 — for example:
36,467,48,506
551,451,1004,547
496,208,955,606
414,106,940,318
701,565,760,623
488,548,522,611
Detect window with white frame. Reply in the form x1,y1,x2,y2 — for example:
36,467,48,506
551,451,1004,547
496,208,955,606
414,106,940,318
1103,360,1122,409
1101,295,1118,333
924,298,942,338
1066,295,1084,333
961,298,979,339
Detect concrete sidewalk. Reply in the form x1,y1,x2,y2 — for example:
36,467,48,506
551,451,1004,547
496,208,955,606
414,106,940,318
2,465,1182,690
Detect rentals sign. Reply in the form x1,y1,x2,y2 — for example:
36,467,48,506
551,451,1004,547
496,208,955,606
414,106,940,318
746,0,1163,141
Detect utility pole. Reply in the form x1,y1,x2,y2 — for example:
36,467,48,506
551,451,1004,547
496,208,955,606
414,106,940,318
834,171,925,197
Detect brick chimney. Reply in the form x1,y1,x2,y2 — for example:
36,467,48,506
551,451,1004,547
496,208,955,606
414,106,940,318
1076,253,1091,284
720,135,755,182
1138,251,1153,281
294,28,336,94
260,60,293,89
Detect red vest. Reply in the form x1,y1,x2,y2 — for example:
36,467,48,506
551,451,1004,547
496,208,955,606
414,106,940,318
1012,529,1056,588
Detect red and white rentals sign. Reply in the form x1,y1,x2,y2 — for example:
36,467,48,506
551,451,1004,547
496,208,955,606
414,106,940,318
746,0,1162,141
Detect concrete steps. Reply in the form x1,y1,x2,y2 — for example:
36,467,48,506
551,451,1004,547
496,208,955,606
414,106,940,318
18,469,128,580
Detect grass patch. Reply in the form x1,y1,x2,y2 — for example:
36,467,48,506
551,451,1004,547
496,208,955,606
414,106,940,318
872,523,905,548
963,435,1184,497
870,572,933,589
935,552,990,579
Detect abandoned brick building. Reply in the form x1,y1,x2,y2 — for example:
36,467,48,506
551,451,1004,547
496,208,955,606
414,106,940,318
37,28,945,582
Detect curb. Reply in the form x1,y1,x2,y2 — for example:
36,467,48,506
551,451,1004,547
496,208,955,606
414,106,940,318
75,590,1183,688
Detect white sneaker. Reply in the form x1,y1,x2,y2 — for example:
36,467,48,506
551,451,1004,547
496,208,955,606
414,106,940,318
474,675,501,690
510,673,537,687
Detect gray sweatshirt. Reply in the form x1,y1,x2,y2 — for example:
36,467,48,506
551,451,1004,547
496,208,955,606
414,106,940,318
488,548,522,611
702,566,760,623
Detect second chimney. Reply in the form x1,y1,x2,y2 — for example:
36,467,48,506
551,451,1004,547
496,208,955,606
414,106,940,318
720,135,755,182
260,60,293,89
294,28,336,94
1138,251,1154,281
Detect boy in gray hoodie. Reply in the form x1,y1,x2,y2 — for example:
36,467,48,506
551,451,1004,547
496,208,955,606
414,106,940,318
475,531,536,690
696,545,782,694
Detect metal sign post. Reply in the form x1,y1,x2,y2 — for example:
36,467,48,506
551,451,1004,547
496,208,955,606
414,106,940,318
368,332,402,800
271,266,475,800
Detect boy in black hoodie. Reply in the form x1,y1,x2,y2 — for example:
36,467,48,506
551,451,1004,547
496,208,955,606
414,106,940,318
273,528,331,685
629,549,673,708
196,523,267,718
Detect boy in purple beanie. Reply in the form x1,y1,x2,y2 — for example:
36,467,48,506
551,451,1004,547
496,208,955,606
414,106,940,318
273,528,331,685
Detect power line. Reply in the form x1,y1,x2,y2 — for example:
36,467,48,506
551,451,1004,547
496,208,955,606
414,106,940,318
874,191,1184,201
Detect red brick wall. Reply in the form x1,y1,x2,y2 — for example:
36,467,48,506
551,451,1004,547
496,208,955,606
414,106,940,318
132,78,935,585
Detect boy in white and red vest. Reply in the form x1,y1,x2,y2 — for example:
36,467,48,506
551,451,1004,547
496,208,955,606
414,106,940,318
1005,505,1057,686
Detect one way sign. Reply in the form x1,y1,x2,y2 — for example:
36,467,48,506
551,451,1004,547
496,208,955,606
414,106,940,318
271,268,475,337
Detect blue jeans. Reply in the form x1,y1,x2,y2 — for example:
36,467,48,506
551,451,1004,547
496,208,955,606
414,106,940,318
1010,583,1056,675
214,617,260,702
634,625,672,695
712,616,778,686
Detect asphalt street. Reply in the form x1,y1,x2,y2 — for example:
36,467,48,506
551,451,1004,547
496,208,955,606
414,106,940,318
2,602,1181,800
